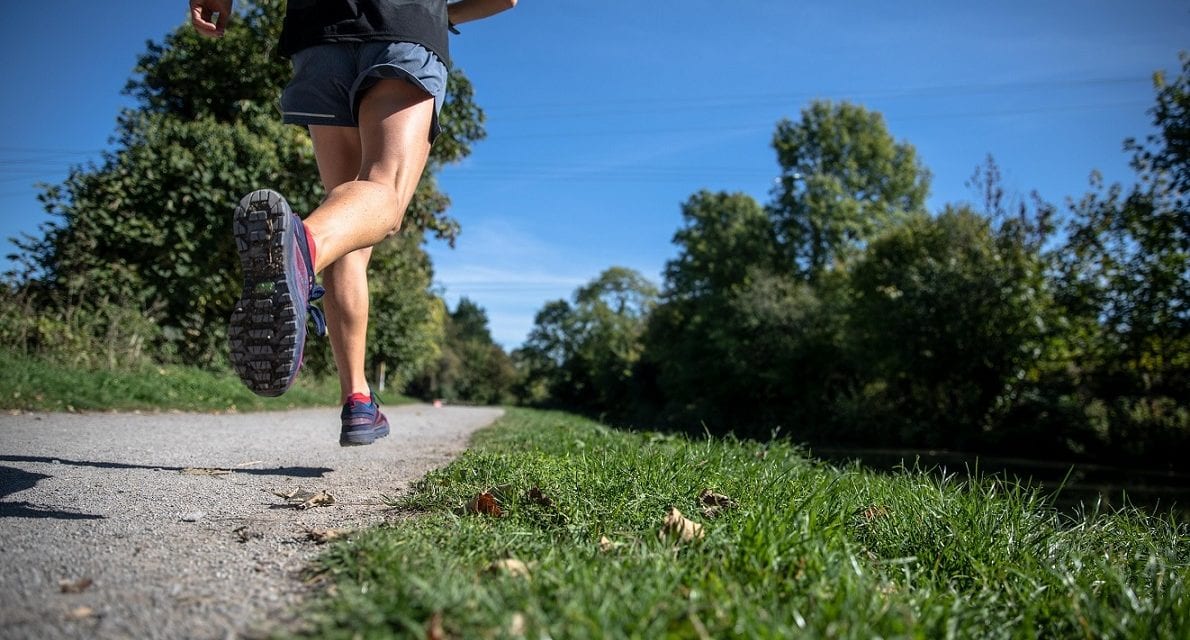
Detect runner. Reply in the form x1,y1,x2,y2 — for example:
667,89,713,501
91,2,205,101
189,0,516,445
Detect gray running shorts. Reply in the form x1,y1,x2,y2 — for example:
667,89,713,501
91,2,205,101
280,41,448,142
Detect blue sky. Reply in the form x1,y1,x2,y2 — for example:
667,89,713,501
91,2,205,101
1,1,1187,347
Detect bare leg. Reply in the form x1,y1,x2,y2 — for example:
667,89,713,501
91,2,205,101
305,78,435,402
305,79,435,273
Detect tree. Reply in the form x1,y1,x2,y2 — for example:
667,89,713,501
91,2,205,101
410,297,515,405
849,208,1049,449
13,0,486,368
518,268,658,415
769,101,931,278
1044,54,1190,462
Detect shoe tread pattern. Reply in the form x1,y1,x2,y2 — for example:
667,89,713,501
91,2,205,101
229,191,298,397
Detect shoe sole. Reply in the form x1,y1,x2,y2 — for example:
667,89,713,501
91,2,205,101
229,190,300,397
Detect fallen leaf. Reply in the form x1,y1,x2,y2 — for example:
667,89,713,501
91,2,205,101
658,507,704,544
486,558,531,579
180,467,232,476
179,511,206,522
524,486,554,508
598,536,616,553
465,492,502,517
426,611,446,640
273,489,336,509
508,612,527,637
698,489,738,509
299,490,335,510
65,606,96,621
303,525,348,544
58,577,93,594
699,489,738,519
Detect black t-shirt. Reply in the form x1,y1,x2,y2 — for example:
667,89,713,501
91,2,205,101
278,0,451,68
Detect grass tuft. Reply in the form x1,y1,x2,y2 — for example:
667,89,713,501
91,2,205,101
296,408,1188,639
0,348,375,412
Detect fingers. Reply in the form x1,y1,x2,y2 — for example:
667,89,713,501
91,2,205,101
189,0,231,38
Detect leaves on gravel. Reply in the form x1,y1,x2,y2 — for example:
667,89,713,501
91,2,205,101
658,507,705,544
302,525,349,544
58,577,93,594
273,488,336,510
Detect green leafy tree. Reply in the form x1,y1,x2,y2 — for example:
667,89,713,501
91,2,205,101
518,268,658,415
770,101,931,278
1046,54,1190,462
13,0,485,369
642,191,779,428
412,297,515,405
849,208,1049,449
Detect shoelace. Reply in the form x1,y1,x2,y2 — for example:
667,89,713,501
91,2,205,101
307,284,326,337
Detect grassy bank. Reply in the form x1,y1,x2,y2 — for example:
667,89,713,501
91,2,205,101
0,349,352,412
297,408,1187,639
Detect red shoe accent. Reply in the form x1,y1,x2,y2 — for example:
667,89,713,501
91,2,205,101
304,224,318,271
347,392,371,405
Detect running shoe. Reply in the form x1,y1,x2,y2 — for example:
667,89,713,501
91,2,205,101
228,189,325,397
340,393,391,446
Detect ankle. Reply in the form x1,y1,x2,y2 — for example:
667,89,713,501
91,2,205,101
344,390,372,405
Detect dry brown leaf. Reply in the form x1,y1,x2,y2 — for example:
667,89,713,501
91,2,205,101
299,490,335,510
273,488,335,509
698,489,738,519
524,486,554,508
598,536,616,553
65,606,96,621
486,558,531,579
658,507,705,544
426,611,446,640
465,492,503,517
698,488,738,509
303,526,348,544
58,577,93,594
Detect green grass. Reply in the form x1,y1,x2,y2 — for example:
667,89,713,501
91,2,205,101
296,408,1188,639
0,349,378,412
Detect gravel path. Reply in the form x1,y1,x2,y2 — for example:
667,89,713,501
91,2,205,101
0,404,503,639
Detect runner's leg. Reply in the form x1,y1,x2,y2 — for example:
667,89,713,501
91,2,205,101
307,125,371,403
305,77,435,402
303,78,435,274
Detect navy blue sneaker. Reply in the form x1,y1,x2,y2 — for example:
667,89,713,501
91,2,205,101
228,189,326,397
340,393,390,447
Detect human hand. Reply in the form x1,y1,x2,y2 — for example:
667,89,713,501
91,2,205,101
190,0,233,38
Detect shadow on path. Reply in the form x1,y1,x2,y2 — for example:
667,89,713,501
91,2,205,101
0,465,104,520
0,455,334,478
